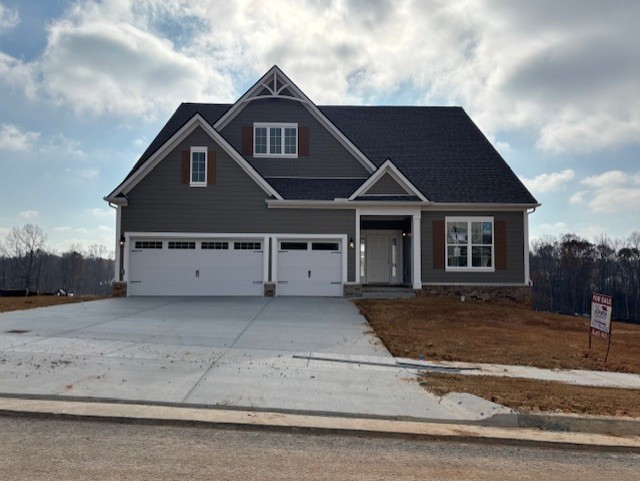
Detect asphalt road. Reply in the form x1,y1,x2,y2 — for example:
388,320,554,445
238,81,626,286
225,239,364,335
1,417,638,480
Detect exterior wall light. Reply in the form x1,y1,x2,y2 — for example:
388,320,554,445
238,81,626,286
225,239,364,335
119,235,125,247
349,237,355,249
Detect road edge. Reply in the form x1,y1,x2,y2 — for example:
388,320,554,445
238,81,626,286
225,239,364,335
0,397,638,452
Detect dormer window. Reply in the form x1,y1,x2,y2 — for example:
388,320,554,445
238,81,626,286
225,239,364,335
254,123,298,157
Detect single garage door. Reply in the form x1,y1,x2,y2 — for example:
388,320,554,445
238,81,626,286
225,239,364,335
277,240,342,296
128,239,264,296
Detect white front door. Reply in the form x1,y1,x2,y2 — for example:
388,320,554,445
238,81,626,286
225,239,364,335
366,234,390,283
362,231,404,284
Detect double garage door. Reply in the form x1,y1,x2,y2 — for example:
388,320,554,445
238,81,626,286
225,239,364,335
128,239,264,296
127,236,343,297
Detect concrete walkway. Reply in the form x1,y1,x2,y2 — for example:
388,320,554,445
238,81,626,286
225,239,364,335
394,358,640,389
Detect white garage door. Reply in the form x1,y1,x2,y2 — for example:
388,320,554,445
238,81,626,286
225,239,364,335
128,239,264,296
277,240,342,296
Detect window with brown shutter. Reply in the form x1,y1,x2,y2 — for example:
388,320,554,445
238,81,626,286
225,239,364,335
207,149,216,185
299,126,309,156
432,220,445,270
494,220,507,270
181,151,190,184
242,125,253,155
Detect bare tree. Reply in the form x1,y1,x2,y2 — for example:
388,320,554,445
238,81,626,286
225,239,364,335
4,224,48,291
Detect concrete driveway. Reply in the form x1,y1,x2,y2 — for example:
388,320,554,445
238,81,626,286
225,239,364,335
0,297,505,420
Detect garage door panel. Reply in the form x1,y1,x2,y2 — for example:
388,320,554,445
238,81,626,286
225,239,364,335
277,240,342,297
129,239,263,296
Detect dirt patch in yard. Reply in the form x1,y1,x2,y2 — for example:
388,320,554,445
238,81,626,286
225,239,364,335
356,296,640,417
0,296,102,314
354,296,640,374
422,372,640,417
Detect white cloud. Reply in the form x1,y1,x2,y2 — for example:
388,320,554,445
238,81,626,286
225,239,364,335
18,210,39,220
88,208,115,219
77,169,99,179
54,226,72,232
581,170,631,188
0,52,38,98
577,170,640,213
0,2,19,33
521,169,575,194
98,224,114,233
39,5,234,118
0,124,40,151
40,134,85,158
537,222,569,235
569,190,587,205
1,0,639,154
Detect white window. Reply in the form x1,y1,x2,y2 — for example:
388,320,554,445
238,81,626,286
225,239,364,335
190,146,207,187
446,217,494,271
254,123,297,157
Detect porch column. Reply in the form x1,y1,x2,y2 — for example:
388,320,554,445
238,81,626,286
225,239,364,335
355,209,361,283
114,205,121,281
412,213,422,289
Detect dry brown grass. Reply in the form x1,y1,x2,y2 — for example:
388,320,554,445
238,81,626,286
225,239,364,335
381,296,640,417
0,296,102,314
355,296,640,373
422,372,640,417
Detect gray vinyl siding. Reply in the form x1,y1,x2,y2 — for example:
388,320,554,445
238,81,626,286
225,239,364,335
221,97,370,178
365,174,408,195
421,210,525,284
121,127,356,281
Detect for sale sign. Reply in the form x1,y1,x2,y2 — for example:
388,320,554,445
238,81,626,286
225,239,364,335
590,293,613,339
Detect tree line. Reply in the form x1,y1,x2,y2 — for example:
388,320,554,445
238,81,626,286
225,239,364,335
530,232,640,322
1,224,639,317
0,224,114,296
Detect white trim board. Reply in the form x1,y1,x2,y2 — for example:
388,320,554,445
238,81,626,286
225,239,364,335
105,114,283,202
349,159,429,202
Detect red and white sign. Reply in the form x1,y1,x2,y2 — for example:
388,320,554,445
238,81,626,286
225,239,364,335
590,293,612,339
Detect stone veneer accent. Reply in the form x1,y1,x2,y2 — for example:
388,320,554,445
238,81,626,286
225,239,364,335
264,282,276,297
419,285,532,306
343,283,363,298
111,281,128,297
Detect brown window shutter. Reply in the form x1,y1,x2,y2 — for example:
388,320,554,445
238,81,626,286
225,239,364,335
495,220,507,270
242,125,253,155
299,126,309,156
432,220,445,270
207,150,216,185
181,151,190,184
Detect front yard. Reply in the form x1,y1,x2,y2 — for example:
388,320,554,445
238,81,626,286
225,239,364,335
355,296,640,416
0,296,101,314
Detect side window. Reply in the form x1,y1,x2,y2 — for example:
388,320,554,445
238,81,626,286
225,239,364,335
445,217,494,270
190,147,207,187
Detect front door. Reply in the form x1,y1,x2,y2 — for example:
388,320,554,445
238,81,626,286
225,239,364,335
367,234,390,283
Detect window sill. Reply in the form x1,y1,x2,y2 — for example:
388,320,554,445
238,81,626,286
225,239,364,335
189,183,207,188
445,267,495,273
253,154,299,159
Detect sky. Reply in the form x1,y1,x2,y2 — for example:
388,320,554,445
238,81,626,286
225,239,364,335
0,0,638,257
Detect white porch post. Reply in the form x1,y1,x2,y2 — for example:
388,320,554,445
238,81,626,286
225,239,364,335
524,210,531,285
355,209,361,283
114,205,121,281
412,213,422,289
